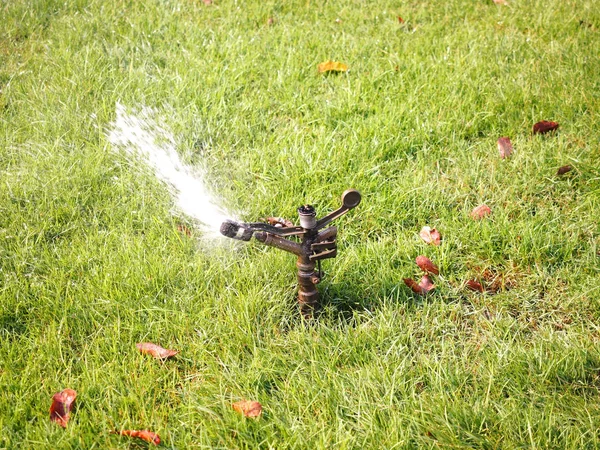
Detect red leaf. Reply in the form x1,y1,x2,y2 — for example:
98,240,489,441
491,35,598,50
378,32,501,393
50,389,77,428
466,279,485,293
497,137,513,159
403,275,435,296
116,430,161,446
533,121,559,134
419,226,441,245
470,204,492,220
557,165,572,175
398,16,405,23
136,342,178,359
232,400,263,418
415,256,439,275
418,275,435,294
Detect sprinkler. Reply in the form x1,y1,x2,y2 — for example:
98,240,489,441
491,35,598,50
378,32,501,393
220,189,361,317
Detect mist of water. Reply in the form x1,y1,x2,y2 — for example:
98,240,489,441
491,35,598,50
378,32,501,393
108,103,235,237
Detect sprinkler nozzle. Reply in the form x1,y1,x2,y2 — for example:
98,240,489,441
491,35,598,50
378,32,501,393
220,220,254,241
298,205,317,229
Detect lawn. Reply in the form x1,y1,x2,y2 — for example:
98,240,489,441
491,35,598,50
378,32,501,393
1,0,600,448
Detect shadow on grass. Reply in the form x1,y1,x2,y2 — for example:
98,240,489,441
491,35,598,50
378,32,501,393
317,277,422,323
0,312,28,338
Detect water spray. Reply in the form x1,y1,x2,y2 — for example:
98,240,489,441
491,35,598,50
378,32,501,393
220,189,361,317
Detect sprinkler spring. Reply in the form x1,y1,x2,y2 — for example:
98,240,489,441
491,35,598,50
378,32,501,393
220,189,361,317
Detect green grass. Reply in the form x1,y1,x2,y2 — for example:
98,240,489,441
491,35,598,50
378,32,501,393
1,0,600,448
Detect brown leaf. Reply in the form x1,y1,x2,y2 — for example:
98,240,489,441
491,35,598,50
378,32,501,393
497,137,513,159
398,16,405,24
470,204,492,220
116,430,161,446
136,342,178,359
232,400,263,418
50,389,77,428
403,278,421,294
403,275,435,296
267,17,275,26
177,224,192,237
419,226,441,245
264,217,294,228
415,256,439,275
481,268,515,293
533,121,559,135
557,165,572,175
317,61,348,73
465,279,485,293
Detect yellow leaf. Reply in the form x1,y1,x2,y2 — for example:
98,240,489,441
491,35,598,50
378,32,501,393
317,60,348,73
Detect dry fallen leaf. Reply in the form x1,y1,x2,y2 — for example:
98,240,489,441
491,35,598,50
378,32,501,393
264,217,294,228
50,389,77,428
177,224,192,237
403,275,435,296
470,204,492,220
317,60,348,73
419,226,441,245
415,256,439,275
267,17,275,26
481,267,515,293
418,275,435,294
232,400,263,418
557,165,572,175
465,279,485,293
533,121,559,135
398,16,405,23
116,430,161,446
497,137,513,159
136,342,178,359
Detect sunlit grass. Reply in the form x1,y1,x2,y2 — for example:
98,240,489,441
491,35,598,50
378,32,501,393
1,0,599,448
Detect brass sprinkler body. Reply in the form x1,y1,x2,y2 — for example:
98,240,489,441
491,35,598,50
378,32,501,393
220,189,361,317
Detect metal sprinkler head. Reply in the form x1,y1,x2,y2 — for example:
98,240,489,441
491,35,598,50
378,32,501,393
220,189,361,317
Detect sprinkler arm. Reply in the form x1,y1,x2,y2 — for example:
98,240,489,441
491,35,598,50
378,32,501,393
254,231,303,256
219,189,361,240
253,226,339,259
315,189,362,229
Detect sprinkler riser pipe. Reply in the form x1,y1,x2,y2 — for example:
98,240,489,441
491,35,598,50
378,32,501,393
296,259,319,317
